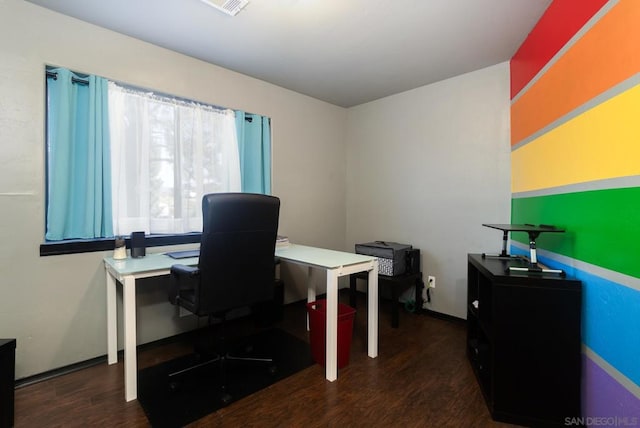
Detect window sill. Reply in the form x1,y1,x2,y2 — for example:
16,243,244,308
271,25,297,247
40,233,201,256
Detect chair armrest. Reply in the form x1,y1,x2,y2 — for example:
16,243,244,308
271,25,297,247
169,264,200,305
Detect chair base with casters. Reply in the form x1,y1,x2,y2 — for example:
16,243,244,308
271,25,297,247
166,311,277,405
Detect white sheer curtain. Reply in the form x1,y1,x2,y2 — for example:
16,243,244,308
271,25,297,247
108,82,241,235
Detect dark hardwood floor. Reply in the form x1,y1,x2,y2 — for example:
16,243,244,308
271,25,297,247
14,292,519,427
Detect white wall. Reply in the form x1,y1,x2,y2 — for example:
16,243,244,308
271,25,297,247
345,63,512,318
0,0,347,379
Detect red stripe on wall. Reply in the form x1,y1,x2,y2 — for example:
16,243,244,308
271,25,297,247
510,0,608,100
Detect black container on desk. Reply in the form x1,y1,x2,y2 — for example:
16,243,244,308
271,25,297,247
130,231,146,258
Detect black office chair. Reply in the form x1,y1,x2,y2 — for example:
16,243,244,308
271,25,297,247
168,192,280,405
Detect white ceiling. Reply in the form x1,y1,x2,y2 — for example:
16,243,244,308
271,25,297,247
25,0,551,107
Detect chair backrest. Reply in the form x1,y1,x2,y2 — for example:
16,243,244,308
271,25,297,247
196,193,280,315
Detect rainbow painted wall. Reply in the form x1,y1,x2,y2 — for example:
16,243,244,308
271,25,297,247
510,0,640,421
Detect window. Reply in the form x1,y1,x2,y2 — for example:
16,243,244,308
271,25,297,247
108,82,241,236
42,67,271,254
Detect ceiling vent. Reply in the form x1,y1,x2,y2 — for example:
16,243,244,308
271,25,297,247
200,0,249,16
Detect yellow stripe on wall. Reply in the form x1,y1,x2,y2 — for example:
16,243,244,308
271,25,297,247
512,84,640,194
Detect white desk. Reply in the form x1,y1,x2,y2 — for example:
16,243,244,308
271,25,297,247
104,253,198,402
274,245,378,381
104,244,378,402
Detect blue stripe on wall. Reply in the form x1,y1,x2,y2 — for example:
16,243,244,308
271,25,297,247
511,246,640,388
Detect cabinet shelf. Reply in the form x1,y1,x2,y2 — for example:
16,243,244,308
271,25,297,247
466,253,582,427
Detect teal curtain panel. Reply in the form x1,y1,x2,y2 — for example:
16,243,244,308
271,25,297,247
235,111,271,194
46,67,113,240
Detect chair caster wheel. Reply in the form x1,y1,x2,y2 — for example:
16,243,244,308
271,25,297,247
221,393,232,406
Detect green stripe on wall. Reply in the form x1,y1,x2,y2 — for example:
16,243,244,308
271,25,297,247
511,186,640,278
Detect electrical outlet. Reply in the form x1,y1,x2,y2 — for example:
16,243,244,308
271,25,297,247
428,275,436,288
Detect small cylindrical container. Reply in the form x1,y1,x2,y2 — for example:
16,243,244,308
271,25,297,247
113,236,127,260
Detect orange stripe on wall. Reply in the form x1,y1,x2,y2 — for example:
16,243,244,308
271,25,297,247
510,0,606,99
511,0,640,147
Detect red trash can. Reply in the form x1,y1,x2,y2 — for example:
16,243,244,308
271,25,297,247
306,300,356,369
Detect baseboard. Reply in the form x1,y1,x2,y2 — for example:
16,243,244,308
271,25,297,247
15,355,107,389
344,289,466,323
420,308,466,324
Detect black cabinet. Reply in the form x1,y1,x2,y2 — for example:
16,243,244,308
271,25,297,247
0,339,15,428
467,254,582,427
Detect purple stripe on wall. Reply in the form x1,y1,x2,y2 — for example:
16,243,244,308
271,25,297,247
583,355,640,423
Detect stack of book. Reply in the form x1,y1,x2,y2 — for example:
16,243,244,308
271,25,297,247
276,235,290,248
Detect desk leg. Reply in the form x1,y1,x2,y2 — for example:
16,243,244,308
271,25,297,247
325,268,338,382
106,270,118,365
122,275,137,402
367,260,379,358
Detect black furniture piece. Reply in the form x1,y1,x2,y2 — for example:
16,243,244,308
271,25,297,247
0,339,16,428
467,254,582,427
350,249,423,328
168,193,280,405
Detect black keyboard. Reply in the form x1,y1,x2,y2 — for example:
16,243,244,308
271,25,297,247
165,249,199,259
